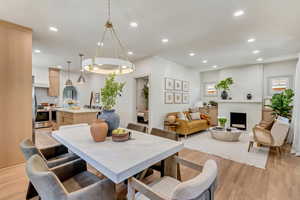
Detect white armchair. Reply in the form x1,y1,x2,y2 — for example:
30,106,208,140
127,157,218,200
248,118,290,154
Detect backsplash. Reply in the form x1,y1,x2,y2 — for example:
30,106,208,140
35,87,59,105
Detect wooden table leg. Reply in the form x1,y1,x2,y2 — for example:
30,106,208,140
164,154,178,179
127,178,136,200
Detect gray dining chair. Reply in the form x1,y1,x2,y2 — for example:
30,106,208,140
130,158,218,200
26,154,115,200
127,123,147,133
20,138,79,199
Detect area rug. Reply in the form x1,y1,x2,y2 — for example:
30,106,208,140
182,131,269,169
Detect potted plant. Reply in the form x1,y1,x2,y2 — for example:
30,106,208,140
267,89,294,119
215,77,234,100
99,74,125,136
218,117,227,128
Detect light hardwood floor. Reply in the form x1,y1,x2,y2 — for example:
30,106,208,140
0,131,300,200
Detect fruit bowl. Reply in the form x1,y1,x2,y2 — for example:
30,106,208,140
112,128,130,142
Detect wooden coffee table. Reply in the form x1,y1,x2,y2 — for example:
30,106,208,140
209,127,242,142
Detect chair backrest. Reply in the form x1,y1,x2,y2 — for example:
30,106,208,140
127,123,147,133
20,139,45,161
271,119,290,146
26,155,67,200
150,128,179,141
172,160,218,200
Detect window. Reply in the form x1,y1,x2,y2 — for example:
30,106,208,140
267,76,293,96
204,82,217,97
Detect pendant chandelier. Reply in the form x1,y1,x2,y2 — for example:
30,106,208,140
65,61,73,86
83,0,135,75
77,53,86,84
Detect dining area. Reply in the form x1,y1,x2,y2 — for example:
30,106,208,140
20,122,218,200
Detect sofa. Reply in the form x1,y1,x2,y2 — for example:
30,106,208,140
166,112,210,138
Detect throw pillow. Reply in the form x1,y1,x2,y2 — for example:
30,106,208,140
189,107,199,113
190,112,201,120
177,112,187,120
200,113,209,120
185,112,192,121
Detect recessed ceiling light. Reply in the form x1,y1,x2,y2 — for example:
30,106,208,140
256,58,263,62
49,26,58,32
94,67,99,70
233,10,245,17
128,51,133,55
121,65,127,69
202,60,208,64
161,38,169,43
34,49,41,53
189,52,195,57
130,22,138,28
212,65,218,68
97,42,104,46
56,65,62,69
248,38,256,43
253,50,260,54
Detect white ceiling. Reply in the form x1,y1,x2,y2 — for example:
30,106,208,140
1,0,300,71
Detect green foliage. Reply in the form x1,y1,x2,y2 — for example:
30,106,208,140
267,89,294,119
215,77,234,91
218,117,227,127
101,74,125,110
142,84,149,110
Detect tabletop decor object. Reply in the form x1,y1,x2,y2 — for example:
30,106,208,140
99,74,125,136
218,117,227,127
209,127,242,142
112,128,130,142
90,120,108,142
215,77,234,100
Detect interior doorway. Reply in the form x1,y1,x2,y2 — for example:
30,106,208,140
135,76,149,126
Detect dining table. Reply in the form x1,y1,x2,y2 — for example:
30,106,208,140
52,124,184,199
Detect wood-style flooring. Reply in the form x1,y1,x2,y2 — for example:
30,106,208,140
0,130,300,200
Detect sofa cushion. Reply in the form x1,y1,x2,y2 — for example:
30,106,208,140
188,120,207,129
178,112,187,120
190,112,201,120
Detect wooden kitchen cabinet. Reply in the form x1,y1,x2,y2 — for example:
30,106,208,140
48,68,60,97
56,110,99,127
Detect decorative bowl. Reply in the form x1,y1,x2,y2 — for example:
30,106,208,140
112,129,130,142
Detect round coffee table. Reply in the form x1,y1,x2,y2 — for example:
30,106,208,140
209,127,242,142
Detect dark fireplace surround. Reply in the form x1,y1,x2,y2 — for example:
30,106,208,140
230,112,247,130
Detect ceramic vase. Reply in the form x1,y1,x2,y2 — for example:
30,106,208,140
99,109,120,136
221,90,228,100
90,120,108,142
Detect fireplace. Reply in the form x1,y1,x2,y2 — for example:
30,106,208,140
230,112,247,130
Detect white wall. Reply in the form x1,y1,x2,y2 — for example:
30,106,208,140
201,59,297,102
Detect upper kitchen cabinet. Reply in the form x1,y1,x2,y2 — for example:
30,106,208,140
48,68,60,96
32,67,50,88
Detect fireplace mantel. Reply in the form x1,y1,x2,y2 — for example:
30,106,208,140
217,99,262,104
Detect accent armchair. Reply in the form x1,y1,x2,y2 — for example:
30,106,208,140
128,158,218,200
26,155,115,200
248,118,290,154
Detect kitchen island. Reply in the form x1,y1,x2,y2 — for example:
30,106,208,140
56,108,100,126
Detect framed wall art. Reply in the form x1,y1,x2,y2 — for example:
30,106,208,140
182,93,190,104
165,78,174,90
174,80,182,91
165,92,174,104
174,93,182,104
182,81,189,92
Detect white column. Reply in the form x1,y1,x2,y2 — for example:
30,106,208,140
291,54,300,156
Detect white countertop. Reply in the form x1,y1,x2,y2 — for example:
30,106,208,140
52,125,183,183
55,108,100,113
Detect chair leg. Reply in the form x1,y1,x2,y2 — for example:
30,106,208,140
26,181,39,200
276,147,281,156
160,160,165,177
248,141,253,152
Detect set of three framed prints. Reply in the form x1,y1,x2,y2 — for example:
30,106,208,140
164,78,190,104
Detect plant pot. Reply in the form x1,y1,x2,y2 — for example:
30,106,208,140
221,90,228,100
90,120,108,142
99,109,120,136
247,93,252,100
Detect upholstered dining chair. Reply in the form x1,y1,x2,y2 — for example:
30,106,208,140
127,123,147,133
20,139,79,199
26,155,115,200
248,118,290,154
150,128,180,179
129,158,218,200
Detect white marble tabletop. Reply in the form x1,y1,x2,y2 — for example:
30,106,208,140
52,125,183,183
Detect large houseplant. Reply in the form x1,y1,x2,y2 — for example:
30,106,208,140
215,77,234,100
267,89,294,119
99,74,125,136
